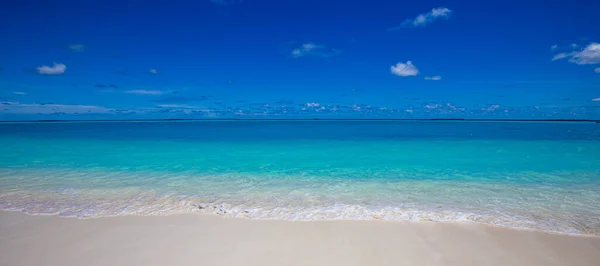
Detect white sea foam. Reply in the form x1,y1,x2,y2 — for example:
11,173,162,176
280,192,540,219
0,187,598,236
1,168,599,236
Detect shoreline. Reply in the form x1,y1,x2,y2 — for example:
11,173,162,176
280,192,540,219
5,209,600,238
2,210,600,266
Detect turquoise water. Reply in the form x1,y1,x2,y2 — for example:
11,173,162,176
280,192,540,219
1,121,599,235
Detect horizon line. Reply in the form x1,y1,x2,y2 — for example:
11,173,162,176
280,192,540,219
1,118,599,123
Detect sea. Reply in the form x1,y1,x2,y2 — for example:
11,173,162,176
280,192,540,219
1,120,599,235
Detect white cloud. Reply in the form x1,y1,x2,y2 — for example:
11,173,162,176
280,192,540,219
550,44,558,50
306,102,320,107
389,7,452,30
124,90,165,95
149,69,158,74
292,43,319,57
291,43,341,58
551,52,575,61
424,104,440,111
445,103,465,111
390,61,419,77
13,92,26,95
593,98,600,102
571,43,578,48
552,43,600,69
69,44,85,52
1,102,112,114
155,105,214,116
36,62,66,75
424,75,441,80
569,43,600,64
482,104,501,112
302,43,319,50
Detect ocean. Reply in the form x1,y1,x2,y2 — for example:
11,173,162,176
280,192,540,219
1,120,599,235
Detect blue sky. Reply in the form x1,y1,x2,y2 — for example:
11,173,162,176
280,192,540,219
1,0,599,120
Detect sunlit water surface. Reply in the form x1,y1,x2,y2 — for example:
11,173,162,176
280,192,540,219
1,121,599,235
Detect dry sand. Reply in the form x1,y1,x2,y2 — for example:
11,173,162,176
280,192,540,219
1,211,599,266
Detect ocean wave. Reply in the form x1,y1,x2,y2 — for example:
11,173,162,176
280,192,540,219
1,189,598,236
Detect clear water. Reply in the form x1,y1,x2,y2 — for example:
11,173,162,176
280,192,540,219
1,121,599,235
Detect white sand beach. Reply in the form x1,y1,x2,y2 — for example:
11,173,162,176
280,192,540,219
1,211,599,266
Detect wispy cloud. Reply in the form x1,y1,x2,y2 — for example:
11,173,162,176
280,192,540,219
424,75,441,81
149,69,158,75
69,44,85,52
424,104,439,111
420,103,466,114
551,43,580,51
13,92,26,95
291,43,342,58
156,104,206,109
391,61,419,77
155,104,217,117
1,102,113,114
292,43,319,57
595,67,600,73
36,62,66,75
152,95,210,103
210,0,242,5
551,52,575,61
569,43,600,64
552,43,600,65
592,98,600,102
389,7,452,30
124,90,165,95
482,104,501,112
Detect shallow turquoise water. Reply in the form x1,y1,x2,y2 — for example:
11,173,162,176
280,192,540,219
1,121,599,235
